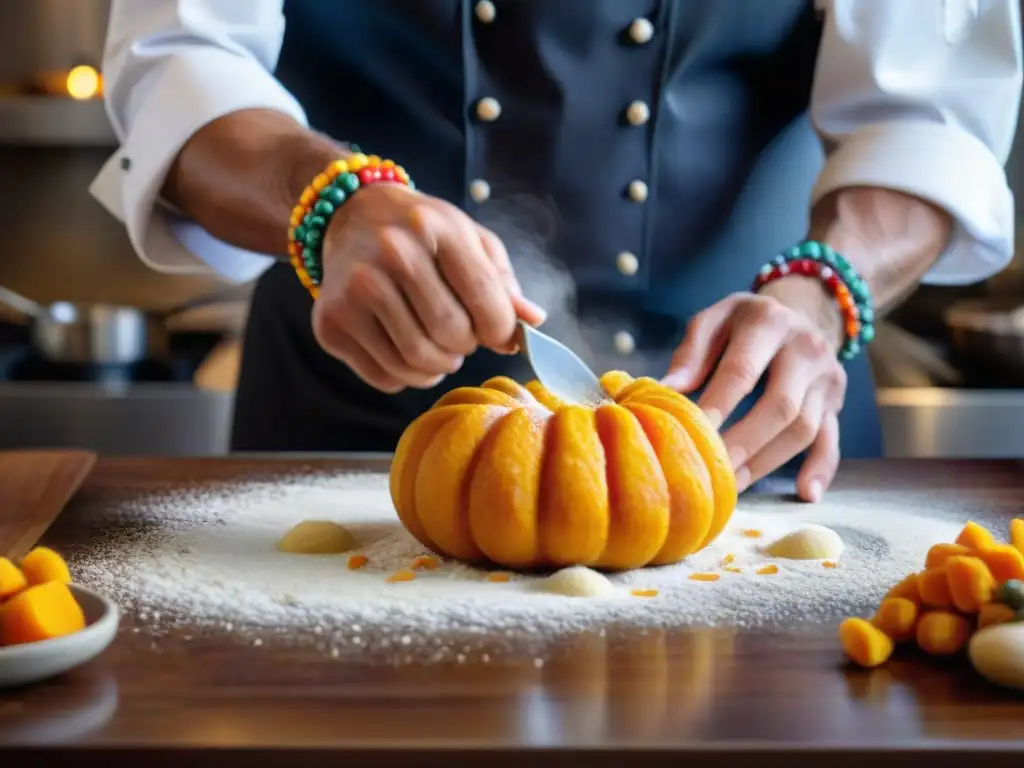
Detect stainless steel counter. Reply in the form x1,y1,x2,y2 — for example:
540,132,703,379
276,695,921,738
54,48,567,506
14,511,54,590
0,383,1021,459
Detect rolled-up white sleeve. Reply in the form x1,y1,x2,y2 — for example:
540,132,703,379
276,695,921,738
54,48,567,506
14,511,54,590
88,0,308,283
810,0,1023,286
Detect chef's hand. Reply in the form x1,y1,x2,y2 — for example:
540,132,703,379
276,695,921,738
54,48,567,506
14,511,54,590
660,277,847,503
311,182,546,393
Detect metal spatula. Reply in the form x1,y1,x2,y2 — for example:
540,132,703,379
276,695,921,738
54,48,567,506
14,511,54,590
515,320,607,405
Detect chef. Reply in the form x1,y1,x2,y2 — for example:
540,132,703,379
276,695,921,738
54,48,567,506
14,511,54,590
90,0,1020,501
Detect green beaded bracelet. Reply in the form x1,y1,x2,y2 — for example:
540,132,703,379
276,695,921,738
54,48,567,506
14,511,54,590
753,241,875,362
286,144,414,300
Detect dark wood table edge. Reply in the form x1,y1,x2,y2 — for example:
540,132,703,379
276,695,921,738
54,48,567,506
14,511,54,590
3,745,1023,767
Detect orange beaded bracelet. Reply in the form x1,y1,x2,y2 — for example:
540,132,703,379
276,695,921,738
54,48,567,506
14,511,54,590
287,150,413,299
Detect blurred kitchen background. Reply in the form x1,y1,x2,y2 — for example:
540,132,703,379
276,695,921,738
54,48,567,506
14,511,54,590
0,0,1022,457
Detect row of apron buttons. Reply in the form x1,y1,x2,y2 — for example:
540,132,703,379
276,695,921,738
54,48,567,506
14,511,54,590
469,3,654,357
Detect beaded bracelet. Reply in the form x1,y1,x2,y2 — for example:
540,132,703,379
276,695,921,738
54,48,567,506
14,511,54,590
752,241,875,362
287,149,414,299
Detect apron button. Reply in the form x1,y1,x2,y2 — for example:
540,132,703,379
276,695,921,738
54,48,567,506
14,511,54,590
475,97,502,122
469,179,491,203
475,1,497,23
625,100,650,126
628,18,654,45
627,180,649,203
613,330,636,355
617,251,639,276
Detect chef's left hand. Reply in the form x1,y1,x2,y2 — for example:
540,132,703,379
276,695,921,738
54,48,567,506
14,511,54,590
660,277,847,503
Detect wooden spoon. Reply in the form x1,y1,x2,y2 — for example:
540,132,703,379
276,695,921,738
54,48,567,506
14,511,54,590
0,450,97,559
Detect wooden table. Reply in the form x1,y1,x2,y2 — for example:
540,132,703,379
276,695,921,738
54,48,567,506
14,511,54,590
3,457,1024,766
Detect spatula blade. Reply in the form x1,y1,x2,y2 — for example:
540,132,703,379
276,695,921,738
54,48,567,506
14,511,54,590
516,321,607,405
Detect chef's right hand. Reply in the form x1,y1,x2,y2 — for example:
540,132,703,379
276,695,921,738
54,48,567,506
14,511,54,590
311,182,547,394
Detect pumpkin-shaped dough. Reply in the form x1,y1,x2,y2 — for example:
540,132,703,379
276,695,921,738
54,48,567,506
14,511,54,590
389,371,737,571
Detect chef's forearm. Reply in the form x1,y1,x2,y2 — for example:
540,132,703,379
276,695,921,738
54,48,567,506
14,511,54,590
808,186,953,316
163,108,349,258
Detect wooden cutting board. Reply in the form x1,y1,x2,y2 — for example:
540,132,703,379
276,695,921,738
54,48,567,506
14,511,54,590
0,450,97,559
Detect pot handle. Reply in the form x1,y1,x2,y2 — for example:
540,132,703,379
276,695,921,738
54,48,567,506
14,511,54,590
0,285,43,319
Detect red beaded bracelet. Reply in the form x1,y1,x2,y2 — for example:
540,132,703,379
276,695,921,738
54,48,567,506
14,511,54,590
754,251,872,362
287,152,413,300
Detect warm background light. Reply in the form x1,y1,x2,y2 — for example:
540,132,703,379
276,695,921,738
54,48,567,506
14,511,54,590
65,65,100,100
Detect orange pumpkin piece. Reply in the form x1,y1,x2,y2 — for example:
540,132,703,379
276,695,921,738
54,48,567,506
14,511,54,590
885,573,922,604
0,581,85,646
1010,519,1024,556
389,372,737,570
917,567,954,609
924,543,972,569
19,546,72,586
944,555,995,613
346,554,368,570
915,610,970,656
0,557,27,600
838,617,894,668
975,544,1024,584
955,521,996,552
978,602,1017,630
872,597,919,642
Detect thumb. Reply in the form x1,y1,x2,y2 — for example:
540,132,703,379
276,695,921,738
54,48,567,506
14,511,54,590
512,293,547,326
660,303,732,392
475,224,548,326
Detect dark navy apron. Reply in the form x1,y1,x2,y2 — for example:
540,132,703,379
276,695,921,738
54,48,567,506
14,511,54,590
231,0,884,476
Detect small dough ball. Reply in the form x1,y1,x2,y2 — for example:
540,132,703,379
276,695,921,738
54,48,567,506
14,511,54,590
872,597,919,642
764,525,844,561
838,617,894,668
969,622,1024,691
916,610,970,656
978,602,1017,630
276,520,359,554
538,566,620,598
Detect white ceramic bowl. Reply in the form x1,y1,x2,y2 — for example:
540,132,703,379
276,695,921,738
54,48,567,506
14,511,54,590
0,584,119,689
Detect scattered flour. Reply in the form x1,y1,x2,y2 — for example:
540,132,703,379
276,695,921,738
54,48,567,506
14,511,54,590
68,470,968,660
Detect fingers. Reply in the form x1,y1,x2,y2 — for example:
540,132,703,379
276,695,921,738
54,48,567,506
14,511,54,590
732,379,827,493
351,262,466,377
310,308,405,394
721,345,819,469
477,226,548,327
796,411,841,503
313,268,452,391
346,311,447,389
411,205,518,352
694,300,790,427
375,224,477,357
660,298,735,394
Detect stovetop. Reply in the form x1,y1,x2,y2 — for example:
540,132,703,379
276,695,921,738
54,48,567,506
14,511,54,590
0,321,224,383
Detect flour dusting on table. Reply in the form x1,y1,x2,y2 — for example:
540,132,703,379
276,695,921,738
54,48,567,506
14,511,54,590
70,471,967,658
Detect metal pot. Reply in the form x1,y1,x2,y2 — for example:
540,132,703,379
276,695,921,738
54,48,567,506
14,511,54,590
944,297,1024,387
0,284,249,366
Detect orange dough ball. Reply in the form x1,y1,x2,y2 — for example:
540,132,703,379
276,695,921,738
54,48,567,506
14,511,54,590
915,610,970,656
955,521,996,552
19,546,72,586
885,573,922,604
924,543,972,569
0,557,27,600
977,602,1017,630
839,617,895,668
872,597,919,642
917,567,953,609
976,544,1024,584
0,581,85,646
1010,518,1024,555
945,555,996,614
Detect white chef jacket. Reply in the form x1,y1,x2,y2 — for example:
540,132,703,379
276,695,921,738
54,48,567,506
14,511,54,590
88,0,1023,287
